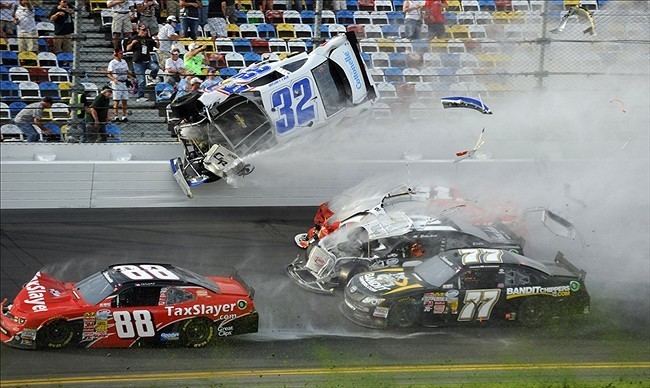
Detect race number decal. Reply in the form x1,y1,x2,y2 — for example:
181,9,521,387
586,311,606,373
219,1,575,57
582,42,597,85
457,289,501,322
272,78,316,134
113,265,180,281
459,249,503,265
113,310,155,338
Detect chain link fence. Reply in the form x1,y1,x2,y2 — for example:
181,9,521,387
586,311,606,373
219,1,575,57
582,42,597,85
1,0,648,142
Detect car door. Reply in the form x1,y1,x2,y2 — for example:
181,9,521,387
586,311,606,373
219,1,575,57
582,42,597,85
108,285,163,346
455,266,503,323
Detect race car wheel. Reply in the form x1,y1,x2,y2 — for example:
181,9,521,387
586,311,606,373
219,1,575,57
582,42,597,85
180,318,214,348
388,298,419,328
170,92,204,122
37,320,74,349
518,298,550,327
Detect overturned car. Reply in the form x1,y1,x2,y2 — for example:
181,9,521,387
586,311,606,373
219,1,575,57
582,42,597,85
169,32,377,197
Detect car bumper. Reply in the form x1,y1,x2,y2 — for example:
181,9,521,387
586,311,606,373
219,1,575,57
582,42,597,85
233,311,259,336
340,299,388,330
0,310,37,350
286,256,336,295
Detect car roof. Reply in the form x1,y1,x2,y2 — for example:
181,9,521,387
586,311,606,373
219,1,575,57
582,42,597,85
439,249,550,275
103,263,218,291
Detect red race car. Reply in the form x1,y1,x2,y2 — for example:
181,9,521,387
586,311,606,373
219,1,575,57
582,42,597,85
0,263,258,349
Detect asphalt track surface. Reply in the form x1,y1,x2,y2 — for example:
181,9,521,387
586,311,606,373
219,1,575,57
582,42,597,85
1,208,649,387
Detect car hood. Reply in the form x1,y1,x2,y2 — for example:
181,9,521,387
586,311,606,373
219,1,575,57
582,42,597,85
11,271,78,315
350,269,426,297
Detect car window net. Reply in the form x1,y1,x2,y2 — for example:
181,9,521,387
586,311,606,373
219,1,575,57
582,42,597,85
311,60,353,117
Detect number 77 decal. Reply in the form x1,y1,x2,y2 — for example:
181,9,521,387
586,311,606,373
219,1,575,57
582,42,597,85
457,289,501,322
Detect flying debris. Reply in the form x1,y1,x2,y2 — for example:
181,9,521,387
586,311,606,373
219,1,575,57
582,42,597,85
609,98,627,113
441,96,492,115
454,127,486,163
550,5,596,36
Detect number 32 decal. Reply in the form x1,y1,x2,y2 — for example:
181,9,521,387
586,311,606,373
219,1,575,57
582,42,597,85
272,78,316,134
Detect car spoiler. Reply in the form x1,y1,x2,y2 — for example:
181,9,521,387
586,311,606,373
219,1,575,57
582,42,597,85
230,270,255,299
345,31,376,100
554,252,586,281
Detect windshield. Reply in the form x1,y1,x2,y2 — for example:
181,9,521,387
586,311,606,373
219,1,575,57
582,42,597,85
414,256,458,287
209,95,273,154
75,271,114,305
311,59,352,117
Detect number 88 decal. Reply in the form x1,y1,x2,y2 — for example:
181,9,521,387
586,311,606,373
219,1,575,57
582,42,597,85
113,310,155,339
272,78,316,134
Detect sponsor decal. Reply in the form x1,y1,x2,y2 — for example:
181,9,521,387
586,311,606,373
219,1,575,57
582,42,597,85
373,306,389,318
359,272,408,293
445,290,459,314
82,309,111,341
196,290,208,297
20,328,36,340
217,326,233,337
48,289,61,297
160,332,180,341
506,285,571,300
343,50,363,90
165,303,238,318
24,272,48,312
569,281,581,292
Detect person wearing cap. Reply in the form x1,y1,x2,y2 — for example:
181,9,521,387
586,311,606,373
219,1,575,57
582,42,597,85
189,77,202,93
107,0,134,50
179,0,200,40
107,48,131,122
85,86,113,142
184,42,206,76
127,23,159,102
164,48,185,86
200,68,222,92
13,97,53,142
156,15,180,66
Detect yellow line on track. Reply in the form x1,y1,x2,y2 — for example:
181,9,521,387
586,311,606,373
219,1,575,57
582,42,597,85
2,362,649,386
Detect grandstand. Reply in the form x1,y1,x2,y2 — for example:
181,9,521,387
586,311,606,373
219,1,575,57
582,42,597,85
1,0,648,142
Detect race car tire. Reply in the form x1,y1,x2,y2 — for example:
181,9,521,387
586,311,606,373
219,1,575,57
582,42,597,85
387,298,419,328
170,92,204,122
518,298,551,327
180,318,214,348
37,320,74,349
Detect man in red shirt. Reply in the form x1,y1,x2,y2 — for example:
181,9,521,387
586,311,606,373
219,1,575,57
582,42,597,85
423,0,447,39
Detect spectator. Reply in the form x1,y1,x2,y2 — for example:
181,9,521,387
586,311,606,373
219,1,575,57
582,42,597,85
165,0,179,21
423,0,446,39
136,0,159,35
288,0,301,12
107,0,133,50
14,0,37,53
0,0,17,38
14,97,53,142
332,0,345,12
183,42,206,76
200,67,222,92
189,77,201,93
164,48,185,85
174,75,191,99
203,0,227,38
85,86,113,142
157,15,179,66
48,0,74,53
107,48,131,122
403,0,422,40
199,0,208,26
127,24,159,102
221,0,235,25
179,0,200,40
70,89,88,142
258,0,272,13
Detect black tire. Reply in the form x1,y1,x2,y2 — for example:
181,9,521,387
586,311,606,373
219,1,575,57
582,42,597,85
180,318,214,348
387,298,419,328
518,298,550,327
170,92,204,122
37,320,74,349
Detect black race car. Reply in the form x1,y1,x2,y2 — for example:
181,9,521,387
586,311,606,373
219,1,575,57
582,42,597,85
287,210,525,294
342,248,589,329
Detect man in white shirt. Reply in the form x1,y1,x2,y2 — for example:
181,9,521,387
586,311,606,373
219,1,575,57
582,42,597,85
14,0,37,52
156,15,179,68
164,48,185,86
107,48,131,122
0,0,17,38
107,0,133,50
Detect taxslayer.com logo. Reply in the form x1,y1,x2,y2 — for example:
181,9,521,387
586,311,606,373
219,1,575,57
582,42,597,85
24,272,48,312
